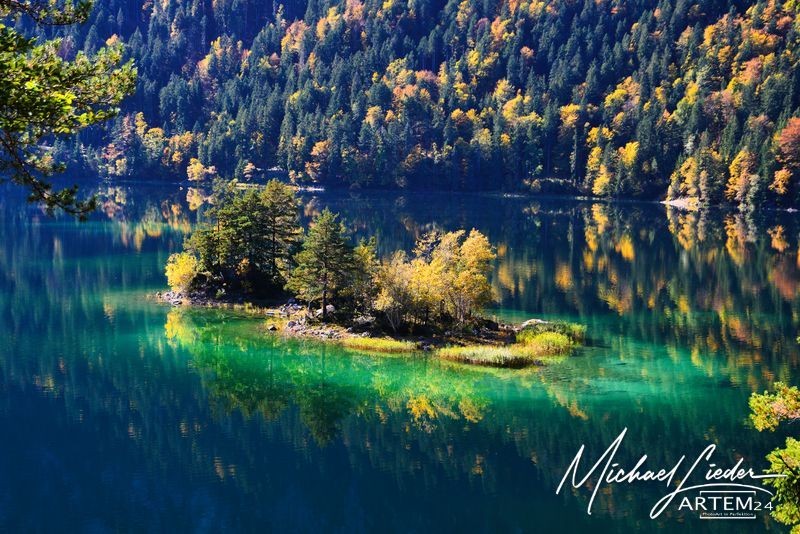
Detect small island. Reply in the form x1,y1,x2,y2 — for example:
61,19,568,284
161,180,585,368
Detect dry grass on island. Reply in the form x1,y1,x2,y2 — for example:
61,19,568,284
331,319,585,368
437,345,545,368
338,336,418,354
436,323,585,368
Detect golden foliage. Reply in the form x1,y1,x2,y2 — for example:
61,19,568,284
618,141,639,169
592,164,612,196
165,252,199,292
559,103,581,130
281,21,309,53
771,168,792,196
726,149,756,202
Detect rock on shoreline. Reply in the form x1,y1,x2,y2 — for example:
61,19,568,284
155,290,363,342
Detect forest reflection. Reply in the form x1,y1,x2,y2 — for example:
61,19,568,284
160,306,787,526
165,309,493,444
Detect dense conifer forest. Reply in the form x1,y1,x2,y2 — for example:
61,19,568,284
29,0,800,207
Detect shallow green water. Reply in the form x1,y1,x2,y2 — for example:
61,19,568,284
1,185,798,532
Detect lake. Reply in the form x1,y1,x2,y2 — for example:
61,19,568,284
0,183,797,532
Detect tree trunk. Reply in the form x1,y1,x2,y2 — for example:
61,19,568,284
271,225,277,278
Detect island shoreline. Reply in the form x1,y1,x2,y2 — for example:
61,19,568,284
155,290,584,368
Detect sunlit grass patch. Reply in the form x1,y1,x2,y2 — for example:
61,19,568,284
340,336,417,354
436,345,548,368
438,329,577,368
516,331,573,355
516,321,585,343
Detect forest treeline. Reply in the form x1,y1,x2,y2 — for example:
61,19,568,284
32,0,800,207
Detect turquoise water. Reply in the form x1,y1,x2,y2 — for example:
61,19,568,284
0,185,796,532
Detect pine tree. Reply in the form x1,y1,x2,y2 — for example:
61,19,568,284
0,0,136,216
287,209,355,320
187,180,300,292
260,179,301,282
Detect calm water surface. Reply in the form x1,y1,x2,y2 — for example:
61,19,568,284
0,184,798,532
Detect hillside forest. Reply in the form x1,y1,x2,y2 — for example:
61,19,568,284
20,0,800,208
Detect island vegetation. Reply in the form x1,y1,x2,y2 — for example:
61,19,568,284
164,179,585,367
